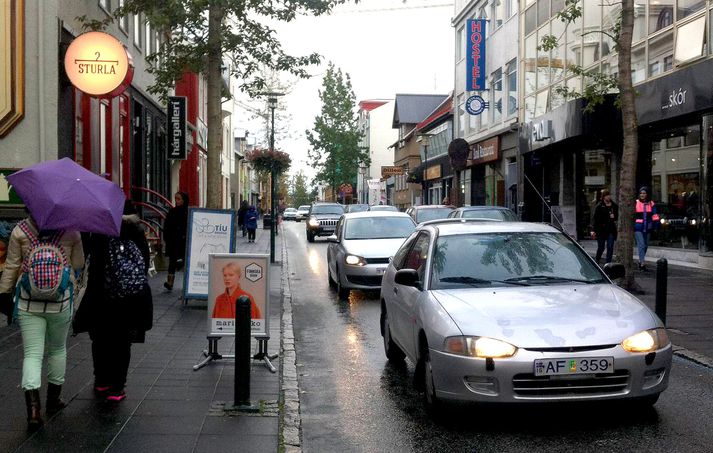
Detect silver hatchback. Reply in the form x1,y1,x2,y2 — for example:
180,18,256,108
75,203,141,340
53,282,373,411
380,220,672,414
327,212,416,299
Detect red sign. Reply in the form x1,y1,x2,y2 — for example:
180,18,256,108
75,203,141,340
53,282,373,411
339,183,353,195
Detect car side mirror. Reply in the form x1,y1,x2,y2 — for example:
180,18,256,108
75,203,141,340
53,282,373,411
327,235,338,243
394,269,421,289
603,262,625,280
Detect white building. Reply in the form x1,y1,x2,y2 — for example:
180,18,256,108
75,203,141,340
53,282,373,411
357,100,399,205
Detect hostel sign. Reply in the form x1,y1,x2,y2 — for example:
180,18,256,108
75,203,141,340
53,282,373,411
466,19,487,91
64,31,134,98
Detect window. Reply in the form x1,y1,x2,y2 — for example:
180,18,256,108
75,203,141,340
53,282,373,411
633,0,646,42
583,0,602,66
403,233,430,281
525,6,537,35
535,89,549,116
651,0,674,33
492,69,503,123
393,233,418,270
133,14,141,49
525,33,537,95
551,83,565,110
145,21,152,55
678,0,706,19
551,19,566,82
674,15,706,65
508,0,517,18
525,95,536,122
99,101,108,176
537,25,551,89
537,0,550,27
566,17,582,68
99,0,110,12
118,0,128,33
631,45,646,83
457,26,465,61
551,0,564,14
507,60,517,116
492,0,505,28
649,30,674,77
602,2,621,58
74,91,84,166
457,94,465,137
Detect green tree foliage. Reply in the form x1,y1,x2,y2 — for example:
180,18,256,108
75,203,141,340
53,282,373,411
289,170,312,207
306,63,368,197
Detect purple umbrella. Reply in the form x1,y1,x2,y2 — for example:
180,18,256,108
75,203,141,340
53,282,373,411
7,158,125,236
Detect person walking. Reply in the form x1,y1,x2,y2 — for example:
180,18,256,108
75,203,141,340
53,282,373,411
634,186,660,270
162,191,189,290
245,205,258,243
592,189,619,264
0,216,84,429
73,200,153,402
237,200,249,238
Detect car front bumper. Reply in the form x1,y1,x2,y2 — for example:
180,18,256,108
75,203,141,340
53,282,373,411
428,343,672,403
339,263,388,290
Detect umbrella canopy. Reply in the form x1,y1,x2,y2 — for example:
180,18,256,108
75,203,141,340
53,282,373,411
7,158,125,236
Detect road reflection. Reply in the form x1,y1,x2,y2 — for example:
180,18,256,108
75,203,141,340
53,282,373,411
307,248,322,274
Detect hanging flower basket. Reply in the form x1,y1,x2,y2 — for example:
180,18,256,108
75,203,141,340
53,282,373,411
245,148,292,174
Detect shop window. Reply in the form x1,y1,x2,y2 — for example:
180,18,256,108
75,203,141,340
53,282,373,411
492,68,503,123
537,24,551,89
651,1,674,34
633,0,646,42
666,135,683,148
525,6,537,35
525,33,537,96
674,15,706,66
684,125,700,146
507,59,517,116
677,0,705,19
631,45,646,83
537,0,549,27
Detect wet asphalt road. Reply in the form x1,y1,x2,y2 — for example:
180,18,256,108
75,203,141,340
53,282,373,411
282,221,713,453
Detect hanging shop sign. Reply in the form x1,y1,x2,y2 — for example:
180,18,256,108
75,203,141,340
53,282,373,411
466,19,487,91
425,164,442,181
64,31,134,98
381,166,404,178
466,95,489,115
167,96,187,160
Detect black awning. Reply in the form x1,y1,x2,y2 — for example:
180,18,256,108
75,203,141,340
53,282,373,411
407,162,425,184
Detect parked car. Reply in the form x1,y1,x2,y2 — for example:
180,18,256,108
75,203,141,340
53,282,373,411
283,207,298,221
344,203,370,213
380,220,672,414
369,205,399,212
405,204,455,224
448,206,518,221
306,202,344,242
296,205,311,222
327,212,416,299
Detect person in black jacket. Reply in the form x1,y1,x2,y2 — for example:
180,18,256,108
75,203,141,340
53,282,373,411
73,200,153,402
162,191,189,290
237,200,248,238
592,189,619,264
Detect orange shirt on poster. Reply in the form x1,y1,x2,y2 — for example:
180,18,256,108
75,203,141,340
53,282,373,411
212,287,261,320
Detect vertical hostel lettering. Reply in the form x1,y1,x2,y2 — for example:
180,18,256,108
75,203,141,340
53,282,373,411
466,19,487,92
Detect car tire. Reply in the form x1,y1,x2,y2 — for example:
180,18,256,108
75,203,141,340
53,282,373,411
381,309,405,363
307,231,315,243
327,257,337,289
421,341,444,417
336,266,349,300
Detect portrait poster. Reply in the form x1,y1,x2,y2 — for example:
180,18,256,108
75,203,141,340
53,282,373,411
207,254,269,337
183,208,236,299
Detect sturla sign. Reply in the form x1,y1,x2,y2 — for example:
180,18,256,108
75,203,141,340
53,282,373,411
64,31,134,98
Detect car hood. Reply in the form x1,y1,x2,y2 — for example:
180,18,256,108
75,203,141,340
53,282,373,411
344,238,407,258
431,284,659,348
313,213,342,219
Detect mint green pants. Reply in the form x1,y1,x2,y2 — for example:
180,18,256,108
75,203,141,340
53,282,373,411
17,309,72,390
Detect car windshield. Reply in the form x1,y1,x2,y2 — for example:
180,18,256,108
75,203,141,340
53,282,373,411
311,205,344,215
462,209,518,221
285,208,297,213
298,206,310,211
344,217,415,240
416,208,454,223
346,204,369,213
430,232,606,289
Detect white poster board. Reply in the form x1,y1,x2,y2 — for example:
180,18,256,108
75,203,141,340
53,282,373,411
207,253,269,337
183,208,236,299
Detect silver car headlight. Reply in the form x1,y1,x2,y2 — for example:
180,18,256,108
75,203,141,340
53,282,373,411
444,336,518,358
621,328,670,353
308,216,319,227
345,254,367,266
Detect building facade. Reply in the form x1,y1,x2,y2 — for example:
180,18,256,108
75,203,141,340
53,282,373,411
357,99,398,205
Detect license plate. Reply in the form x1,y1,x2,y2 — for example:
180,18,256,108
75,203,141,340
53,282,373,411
376,267,386,274
534,357,614,376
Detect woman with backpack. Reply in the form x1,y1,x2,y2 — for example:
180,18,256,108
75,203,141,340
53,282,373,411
162,191,189,290
0,215,84,429
73,200,153,403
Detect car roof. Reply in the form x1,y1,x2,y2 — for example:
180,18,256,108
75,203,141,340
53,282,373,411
455,206,512,211
410,204,455,210
417,220,560,236
341,211,413,220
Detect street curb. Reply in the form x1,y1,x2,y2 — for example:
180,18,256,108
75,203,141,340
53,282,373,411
279,230,302,453
673,345,713,369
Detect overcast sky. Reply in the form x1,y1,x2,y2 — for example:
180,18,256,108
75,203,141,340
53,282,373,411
234,0,455,183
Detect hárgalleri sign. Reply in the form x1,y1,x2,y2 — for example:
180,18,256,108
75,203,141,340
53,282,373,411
167,96,187,160
466,19,486,92
64,31,134,98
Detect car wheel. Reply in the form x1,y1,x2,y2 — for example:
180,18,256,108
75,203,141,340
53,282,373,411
421,341,444,416
381,309,405,362
307,231,315,242
336,266,349,300
327,257,337,289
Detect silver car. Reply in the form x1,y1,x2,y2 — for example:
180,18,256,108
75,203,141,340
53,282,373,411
327,212,416,299
295,205,311,222
380,220,672,414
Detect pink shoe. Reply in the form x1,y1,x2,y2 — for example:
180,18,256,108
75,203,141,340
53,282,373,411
106,391,126,402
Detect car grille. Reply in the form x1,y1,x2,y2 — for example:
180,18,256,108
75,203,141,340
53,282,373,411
365,258,390,264
319,219,338,227
512,370,630,397
346,275,383,286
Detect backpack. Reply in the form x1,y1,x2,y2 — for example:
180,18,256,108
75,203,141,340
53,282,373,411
15,221,73,305
104,237,148,299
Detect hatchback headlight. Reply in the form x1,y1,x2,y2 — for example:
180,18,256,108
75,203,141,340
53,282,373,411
308,216,319,227
444,336,517,358
345,255,367,266
621,328,670,353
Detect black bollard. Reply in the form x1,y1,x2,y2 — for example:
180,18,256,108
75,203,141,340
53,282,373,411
655,258,668,326
234,295,252,405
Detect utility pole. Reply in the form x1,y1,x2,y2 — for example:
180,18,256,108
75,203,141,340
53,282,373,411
265,92,284,263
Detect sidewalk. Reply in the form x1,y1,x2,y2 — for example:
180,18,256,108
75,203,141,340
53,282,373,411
580,240,713,365
0,225,287,452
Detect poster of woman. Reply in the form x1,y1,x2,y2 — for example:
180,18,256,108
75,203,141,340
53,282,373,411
207,254,269,337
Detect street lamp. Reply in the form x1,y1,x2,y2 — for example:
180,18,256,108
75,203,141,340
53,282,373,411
358,162,367,204
265,92,284,263
417,133,433,204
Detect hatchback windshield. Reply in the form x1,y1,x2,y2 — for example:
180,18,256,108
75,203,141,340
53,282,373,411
298,205,311,211
311,205,344,215
346,204,369,213
430,232,605,289
462,209,518,221
344,217,415,240
416,207,454,223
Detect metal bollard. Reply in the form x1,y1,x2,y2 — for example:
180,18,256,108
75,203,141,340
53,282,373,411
234,295,252,405
655,258,668,326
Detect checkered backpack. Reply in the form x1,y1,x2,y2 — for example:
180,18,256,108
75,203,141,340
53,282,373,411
104,237,147,299
16,221,73,304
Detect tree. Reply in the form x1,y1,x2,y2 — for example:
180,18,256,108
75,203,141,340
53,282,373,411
289,170,312,207
539,0,639,289
306,63,368,199
112,0,350,209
